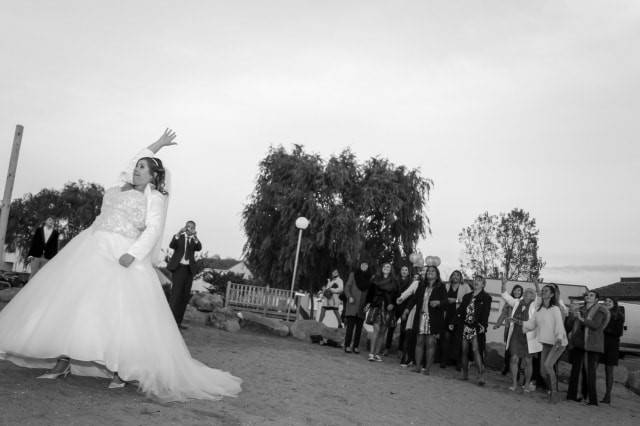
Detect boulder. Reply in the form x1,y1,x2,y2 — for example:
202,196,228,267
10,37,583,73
190,293,224,312
323,326,346,345
290,320,326,341
626,370,640,396
238,311,290,337
224,319,241,333
0,287,21,303
207,307,241,333
290,320,345,346
484,342,505,371
182,304,210,325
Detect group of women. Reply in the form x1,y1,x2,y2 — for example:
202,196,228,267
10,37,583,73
342,259,492,385
341,259,625,405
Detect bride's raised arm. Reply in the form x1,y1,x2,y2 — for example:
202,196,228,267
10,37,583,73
116,129,177,187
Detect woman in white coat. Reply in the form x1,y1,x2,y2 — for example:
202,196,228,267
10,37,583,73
499,275,541,392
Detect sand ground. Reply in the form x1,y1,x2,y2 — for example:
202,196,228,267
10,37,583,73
1,320,639,426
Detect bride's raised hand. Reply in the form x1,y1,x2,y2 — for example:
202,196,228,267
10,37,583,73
148,128,177,153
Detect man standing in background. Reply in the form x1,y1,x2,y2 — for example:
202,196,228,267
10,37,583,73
27,217,59,278
167,220,202,330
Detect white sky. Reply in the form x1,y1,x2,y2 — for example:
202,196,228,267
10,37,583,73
1,0,638,287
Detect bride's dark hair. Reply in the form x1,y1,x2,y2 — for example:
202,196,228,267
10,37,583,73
140,157,168,195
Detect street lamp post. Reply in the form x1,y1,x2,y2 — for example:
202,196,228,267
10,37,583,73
286,216,309,322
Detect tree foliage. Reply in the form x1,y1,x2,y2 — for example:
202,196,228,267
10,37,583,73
4,181,104,257
243,145,432,291
459,208,545,280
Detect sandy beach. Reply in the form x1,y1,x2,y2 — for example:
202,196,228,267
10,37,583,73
1,316,639,426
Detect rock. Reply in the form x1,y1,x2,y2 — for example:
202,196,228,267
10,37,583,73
323,326,346,345
207,307,240,332
484,342,505,371
0,287,21,303
290,320,326,341
290,320,345,345
190,293,224,312
224,319,241,333
626,370,640,396
182,304,211,325
238,311,290,337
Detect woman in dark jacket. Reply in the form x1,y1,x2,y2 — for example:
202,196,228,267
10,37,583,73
384,264,412,356
457,274,492,385
442,270,472,370
599,297,625,404
397,265,447,375
566,290,610,405
343,260,373,354
366,262,398,362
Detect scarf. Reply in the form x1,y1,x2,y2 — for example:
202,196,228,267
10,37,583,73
354,269,372,292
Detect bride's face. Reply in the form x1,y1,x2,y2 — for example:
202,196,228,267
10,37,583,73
133,159,155,187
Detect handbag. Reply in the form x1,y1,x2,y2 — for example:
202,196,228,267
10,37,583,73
366,306,380,325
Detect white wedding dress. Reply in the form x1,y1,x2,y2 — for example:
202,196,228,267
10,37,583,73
0,149,242,402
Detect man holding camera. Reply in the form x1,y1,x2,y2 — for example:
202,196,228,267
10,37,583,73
167,220,202,329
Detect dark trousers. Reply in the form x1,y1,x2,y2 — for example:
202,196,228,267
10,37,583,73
439,329,459,366
568,348,599,404
397,317,408,355
385,325,396,350
170,264,194,325
344,316,364,349
402,328,417,365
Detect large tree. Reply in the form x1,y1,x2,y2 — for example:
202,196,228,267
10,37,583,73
459,208,545,280
243,145,432,291
5,181,104,257
458,211,500,278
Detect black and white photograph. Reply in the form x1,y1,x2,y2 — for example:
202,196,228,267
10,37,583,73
0,1,639,425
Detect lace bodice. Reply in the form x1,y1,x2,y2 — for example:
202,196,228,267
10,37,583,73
93,187,147,239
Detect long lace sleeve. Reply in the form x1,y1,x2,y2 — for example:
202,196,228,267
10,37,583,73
126,189,166,261
398,280,419,303
115,148,155,187
501,291,518,308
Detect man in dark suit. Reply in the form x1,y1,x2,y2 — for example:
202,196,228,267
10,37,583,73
27,217,59,279
167,220,202,329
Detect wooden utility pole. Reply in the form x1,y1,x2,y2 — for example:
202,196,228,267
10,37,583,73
0,125,24,271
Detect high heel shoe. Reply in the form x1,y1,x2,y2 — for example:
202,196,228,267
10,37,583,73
108,374,127,389
108,380,126,389
37,364,71,380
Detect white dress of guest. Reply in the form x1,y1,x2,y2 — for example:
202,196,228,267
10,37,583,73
323,276,344,308
501,291,542,355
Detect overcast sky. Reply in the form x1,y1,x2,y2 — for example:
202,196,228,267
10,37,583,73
1,0,638,287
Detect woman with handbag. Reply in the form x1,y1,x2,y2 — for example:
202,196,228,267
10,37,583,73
457,274,492,385
319,268,344,328
397,264,447,375
365,262,398,362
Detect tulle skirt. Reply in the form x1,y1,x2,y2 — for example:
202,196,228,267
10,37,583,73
0,228,242,402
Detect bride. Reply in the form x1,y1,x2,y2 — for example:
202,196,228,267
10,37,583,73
0,129,242,402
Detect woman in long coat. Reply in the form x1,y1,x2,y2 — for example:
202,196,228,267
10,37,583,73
343,260,372,353
599,297,625,404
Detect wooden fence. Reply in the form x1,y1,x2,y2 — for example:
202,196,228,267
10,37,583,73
224,282,297,321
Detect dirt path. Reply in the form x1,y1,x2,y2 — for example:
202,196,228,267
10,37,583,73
1,323,639,426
